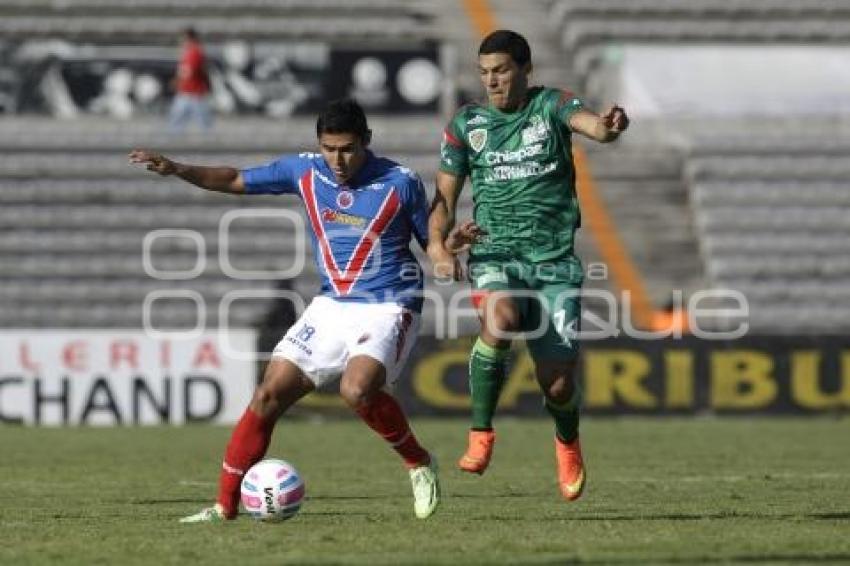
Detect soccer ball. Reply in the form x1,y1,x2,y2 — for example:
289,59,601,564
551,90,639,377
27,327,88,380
240,459,305,521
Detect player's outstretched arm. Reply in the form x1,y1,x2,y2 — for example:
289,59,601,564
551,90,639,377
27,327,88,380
427,170,466,280
568,105,629,144
128,149,246,194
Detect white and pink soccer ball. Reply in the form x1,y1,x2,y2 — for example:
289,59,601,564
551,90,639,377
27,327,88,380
240,459,305,521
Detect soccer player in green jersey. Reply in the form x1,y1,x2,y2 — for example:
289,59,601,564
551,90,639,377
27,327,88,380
427,30,629,501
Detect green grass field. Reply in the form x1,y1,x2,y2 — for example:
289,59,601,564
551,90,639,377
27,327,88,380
1,418,848,565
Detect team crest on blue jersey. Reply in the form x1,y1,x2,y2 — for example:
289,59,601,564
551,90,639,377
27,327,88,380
336,190,354,209
468,128,487,153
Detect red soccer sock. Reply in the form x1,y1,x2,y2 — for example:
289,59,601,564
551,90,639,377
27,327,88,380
216,408,275,517
355,390,430,469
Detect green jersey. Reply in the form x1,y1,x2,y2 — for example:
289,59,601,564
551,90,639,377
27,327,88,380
440,86,585,262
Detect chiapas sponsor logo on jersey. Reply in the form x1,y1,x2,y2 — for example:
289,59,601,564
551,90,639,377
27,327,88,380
468,128,487,153
467,114,488,126
485,143,544,165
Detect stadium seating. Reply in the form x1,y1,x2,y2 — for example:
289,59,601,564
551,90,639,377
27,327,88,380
0,0,435,42
549,0,850,90
551,0,850,19
543,0,850,333
2,0,847,336
581,143,704,309
686,139,850,333
0,115,470,333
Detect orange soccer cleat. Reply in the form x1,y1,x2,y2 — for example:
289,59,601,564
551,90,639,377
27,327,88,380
555,435,586,501
458,429,496,475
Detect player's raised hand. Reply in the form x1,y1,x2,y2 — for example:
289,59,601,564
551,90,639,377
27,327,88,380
600,105,629,133
445,219,486,254
128,149,178,176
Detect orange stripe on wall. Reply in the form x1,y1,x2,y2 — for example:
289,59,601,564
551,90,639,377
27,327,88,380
573,147,655,329
463,0,498,38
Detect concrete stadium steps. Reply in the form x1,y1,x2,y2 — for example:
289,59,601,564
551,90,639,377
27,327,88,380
692,182,850,207
0,179,279,205
0,302,263,328
0,0,436,42
0,204,290,229
548,0,850,96
740,307,850,335
0,155,442,184
548,0,850,54
686,156,850,183
0,129,691,330
696,207,850,233
0,16,436,43
710,280,850,303
0,0,459,331
551,0,850,20
0,229,303,254
0,278,273,303
702,234,849,256
0,117,444,154
583,143,705,307
2,0,430,15
0,117,467,330
559,19,850,56
683,135,850,332
0,252,322,278
707,255,850,280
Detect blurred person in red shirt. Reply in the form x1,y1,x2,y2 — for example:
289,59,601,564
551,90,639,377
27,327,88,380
168,27,212,133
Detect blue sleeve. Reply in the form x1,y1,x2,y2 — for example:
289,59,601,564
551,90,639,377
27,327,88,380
404,174,430,250
241,155,302,195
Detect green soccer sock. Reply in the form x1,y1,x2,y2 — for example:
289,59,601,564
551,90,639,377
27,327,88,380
544,385,582,444
469,337,510,430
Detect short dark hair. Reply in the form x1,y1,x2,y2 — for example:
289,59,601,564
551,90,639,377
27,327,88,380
182,27,198,40
478,30,531,66
316,98,370,143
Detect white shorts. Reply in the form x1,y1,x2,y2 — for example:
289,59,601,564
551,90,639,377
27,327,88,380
271,296,420,387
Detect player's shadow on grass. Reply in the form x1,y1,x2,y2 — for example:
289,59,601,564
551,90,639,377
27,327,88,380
469,511,850,522
574,511,850,522
302,511,374,517
576,554,850,564
450,492,540,499
305,495,382,500
131,497,210,505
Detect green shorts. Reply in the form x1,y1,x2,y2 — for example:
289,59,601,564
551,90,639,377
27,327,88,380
468,254,583,361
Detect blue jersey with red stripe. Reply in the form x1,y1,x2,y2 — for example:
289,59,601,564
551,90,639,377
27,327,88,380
242,151,429,312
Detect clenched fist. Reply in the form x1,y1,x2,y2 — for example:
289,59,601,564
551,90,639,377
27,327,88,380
128,149,178,176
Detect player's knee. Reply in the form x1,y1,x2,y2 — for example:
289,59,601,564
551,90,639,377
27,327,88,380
484,307,521,336
339,378,374,408
543,375,575,405
249,376,292,417
249,385,277,415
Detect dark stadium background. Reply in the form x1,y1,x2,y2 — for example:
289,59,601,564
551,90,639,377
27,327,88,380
0,1,847,563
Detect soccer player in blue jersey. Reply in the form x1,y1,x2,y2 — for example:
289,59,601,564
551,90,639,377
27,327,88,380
129,99,440,521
